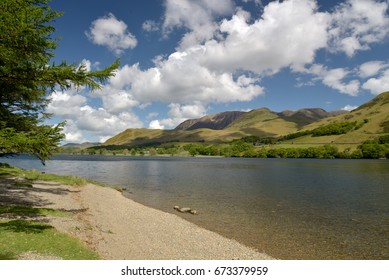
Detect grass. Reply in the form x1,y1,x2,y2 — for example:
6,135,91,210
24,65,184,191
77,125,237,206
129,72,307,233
0,205,70,217
0,162,101,187
0,219,99,260
0,163,101,260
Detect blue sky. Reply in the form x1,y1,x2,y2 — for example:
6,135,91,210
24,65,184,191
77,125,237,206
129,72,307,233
46,0,389,143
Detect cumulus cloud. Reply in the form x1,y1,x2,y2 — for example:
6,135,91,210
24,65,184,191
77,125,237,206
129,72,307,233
163,0,234,33
149,103,207,129
86,13,137,55
362,69,389,95
342,105,358,111
328,0,389,57
108,53,264,106
359,60,388,78
149,120,165,129
142,20,160,32
47,90,88,118
99,87,139,114
296,64,360,96
200,0,329,74
162,0,235,48
47,88,143,143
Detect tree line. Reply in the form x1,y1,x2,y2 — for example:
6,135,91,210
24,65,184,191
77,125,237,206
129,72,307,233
65,134,389,159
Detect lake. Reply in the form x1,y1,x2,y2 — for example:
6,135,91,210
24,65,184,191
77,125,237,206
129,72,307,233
2,154,389,259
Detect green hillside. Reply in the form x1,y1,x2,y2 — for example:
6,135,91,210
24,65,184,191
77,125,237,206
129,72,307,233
285,91,389,145
102,92,389,153
104,128,246,146
225,108,300,137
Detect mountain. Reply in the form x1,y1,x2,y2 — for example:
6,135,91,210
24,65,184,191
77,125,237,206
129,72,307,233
103,92,389,147
175,111,245,130
104,128,245,146
61,142,101,150
176,107,346,135
293,91,389,144
277,108,346,127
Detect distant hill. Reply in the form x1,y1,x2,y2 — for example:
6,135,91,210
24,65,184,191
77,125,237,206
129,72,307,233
277,108,346,127
103,92,389,147
61,142,101,150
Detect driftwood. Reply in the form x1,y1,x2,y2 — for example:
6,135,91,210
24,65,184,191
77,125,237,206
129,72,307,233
173,205,198,215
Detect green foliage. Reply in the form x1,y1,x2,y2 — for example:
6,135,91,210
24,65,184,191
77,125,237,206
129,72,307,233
279,130,311,141
240,135,261,144
0,219,99,260
358,142,388,159
0,0,119,163
311,121,360,136
0,164,90,186
0,123,65,164
378,135,389,144
266,145,340,159
74,140,389,159
279,121,364,141
380,120,389,133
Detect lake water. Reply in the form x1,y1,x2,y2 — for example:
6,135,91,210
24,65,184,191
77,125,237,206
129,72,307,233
2,154,389,259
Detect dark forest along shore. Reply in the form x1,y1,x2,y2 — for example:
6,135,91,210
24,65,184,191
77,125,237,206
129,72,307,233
3,154,389,259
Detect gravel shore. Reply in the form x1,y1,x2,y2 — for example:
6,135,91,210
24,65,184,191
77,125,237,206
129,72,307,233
2,179,274,260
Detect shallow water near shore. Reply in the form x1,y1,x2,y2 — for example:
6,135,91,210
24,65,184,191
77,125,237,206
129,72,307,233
2,154,389,259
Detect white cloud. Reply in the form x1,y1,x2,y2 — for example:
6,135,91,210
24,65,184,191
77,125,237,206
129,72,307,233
328,0,389,57
162,0,235,48
149,120,165,129
62,121,88,143
109,54,264,106
168,103,206,120
47,86,143,143
80,59,92,72
362,69,389,95
200,0,329,74
163,0,234,33
147,112,159,119
322,68,360,96
342,105,358,111
86,13,137,55
47,90,87,118
109,0,329,110
297,64,360,96
142,20,160,32
149,103,207,129
99,87,139,114
359,60,388,78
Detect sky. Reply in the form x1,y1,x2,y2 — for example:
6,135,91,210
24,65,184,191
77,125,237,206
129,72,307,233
46,0,389,143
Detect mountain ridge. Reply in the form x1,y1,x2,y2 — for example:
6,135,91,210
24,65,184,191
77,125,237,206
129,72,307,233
175,111,245,130
103,91,389,147
175,108,346,131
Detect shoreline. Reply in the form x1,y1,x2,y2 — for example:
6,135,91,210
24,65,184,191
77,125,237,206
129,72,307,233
1,174,274,260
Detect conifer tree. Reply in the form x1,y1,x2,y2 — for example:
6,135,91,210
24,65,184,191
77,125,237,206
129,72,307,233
0,0,119,163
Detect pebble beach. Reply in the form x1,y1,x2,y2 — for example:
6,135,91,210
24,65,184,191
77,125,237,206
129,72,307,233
1,178,274,260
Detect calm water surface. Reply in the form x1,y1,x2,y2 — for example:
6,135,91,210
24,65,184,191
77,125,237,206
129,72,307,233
2,155,389,259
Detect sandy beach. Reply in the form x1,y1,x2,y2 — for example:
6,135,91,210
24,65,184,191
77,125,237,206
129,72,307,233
1,178,274,260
